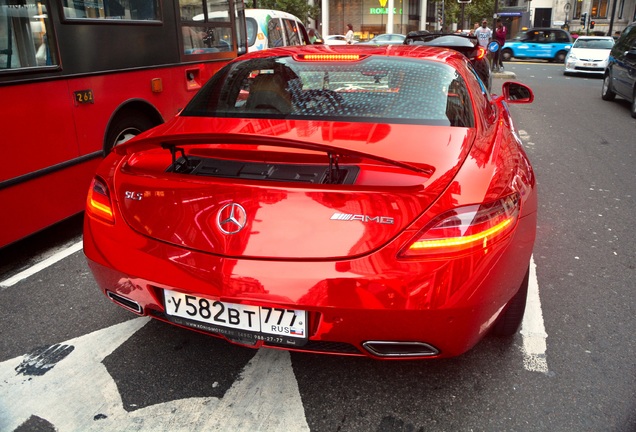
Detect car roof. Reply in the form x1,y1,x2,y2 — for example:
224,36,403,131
407,34,476,47
523,27,569,31
575,35,614,39
245,8,303,21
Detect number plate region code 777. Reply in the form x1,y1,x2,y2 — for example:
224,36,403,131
163,289,308,346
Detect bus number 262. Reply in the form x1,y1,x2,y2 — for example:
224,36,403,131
74,90,94,104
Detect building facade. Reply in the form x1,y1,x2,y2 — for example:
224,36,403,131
321,0,635,39
325,0,423,39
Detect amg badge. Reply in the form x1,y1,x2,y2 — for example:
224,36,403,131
330,213,394,224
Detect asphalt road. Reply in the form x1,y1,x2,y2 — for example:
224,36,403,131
1,62,634,432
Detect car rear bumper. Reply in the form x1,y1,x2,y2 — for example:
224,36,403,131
84,210,536,360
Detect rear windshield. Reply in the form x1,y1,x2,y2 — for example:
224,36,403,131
182,55,475,127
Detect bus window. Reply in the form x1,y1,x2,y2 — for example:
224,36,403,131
282,18,300,46
182,25,233,53
61,0,160,21
0,0,58,69
184,0,234,55
267,18,283,48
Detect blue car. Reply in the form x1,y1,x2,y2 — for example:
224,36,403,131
501,28,573,63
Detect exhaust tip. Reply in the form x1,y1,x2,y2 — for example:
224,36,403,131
362,341,439,357
107,291,143,314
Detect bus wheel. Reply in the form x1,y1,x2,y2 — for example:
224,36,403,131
105,110,156,154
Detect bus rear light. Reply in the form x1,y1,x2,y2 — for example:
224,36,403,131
87,177,115,224
399,194,520,258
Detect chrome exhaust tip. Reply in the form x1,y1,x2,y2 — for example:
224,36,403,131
107,291,143,314
362,341,439,357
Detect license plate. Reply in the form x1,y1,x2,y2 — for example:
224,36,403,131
583,62,597,67
163,289,307,346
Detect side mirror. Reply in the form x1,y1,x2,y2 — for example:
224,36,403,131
313,38,325,45
501,81,534,104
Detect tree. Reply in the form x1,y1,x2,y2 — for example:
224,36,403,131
440,0,495,30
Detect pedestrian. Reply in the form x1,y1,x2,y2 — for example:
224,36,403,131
474,19,492,48
308,28,317,44
493,18,507,71
474,19,493,67
470,22,479,36
345,23,354,44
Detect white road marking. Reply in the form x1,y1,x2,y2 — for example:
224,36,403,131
0,318,309,432
0,241,83,289
520,256,549,373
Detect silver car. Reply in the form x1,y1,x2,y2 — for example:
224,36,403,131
358,34,406,45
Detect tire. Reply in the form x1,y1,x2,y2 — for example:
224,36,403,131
501,49,512,62
105,110,156,154
631,88,636,118
601,72,616,101
554,51,567,63
491,267,529,337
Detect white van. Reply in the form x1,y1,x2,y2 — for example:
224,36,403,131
246,9,310,52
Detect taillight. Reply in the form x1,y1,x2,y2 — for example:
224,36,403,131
475,46,487,60
399,194,520,258
86,177,115,224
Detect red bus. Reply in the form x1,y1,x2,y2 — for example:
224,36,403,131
0,0,247,247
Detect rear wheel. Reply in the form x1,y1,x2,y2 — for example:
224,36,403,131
554,51,567,63
601,72,616,101
491,267,529,337
105,110,157,154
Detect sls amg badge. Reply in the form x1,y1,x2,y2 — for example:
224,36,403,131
330,213,394,224
217,203,247,234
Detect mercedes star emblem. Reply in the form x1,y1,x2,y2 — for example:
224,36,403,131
216,203,247,235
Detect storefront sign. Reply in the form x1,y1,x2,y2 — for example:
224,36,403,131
369,7,402,14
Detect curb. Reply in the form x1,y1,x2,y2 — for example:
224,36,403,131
493,71,517,79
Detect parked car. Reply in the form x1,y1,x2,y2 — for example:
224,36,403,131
404,31,492,91
501,28,573,63
245,9,309,52
84,44,537,360
324,35,348,45
358,33,406,45
564,36,615,75
602,22,636,118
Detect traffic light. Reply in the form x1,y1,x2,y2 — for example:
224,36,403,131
580,12,587,26
437,3,443,21
590,21,595,29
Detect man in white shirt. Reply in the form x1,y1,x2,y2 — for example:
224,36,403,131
474,19,493,68
474,19,492,48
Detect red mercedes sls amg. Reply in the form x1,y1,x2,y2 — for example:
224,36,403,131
84,44,537,359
